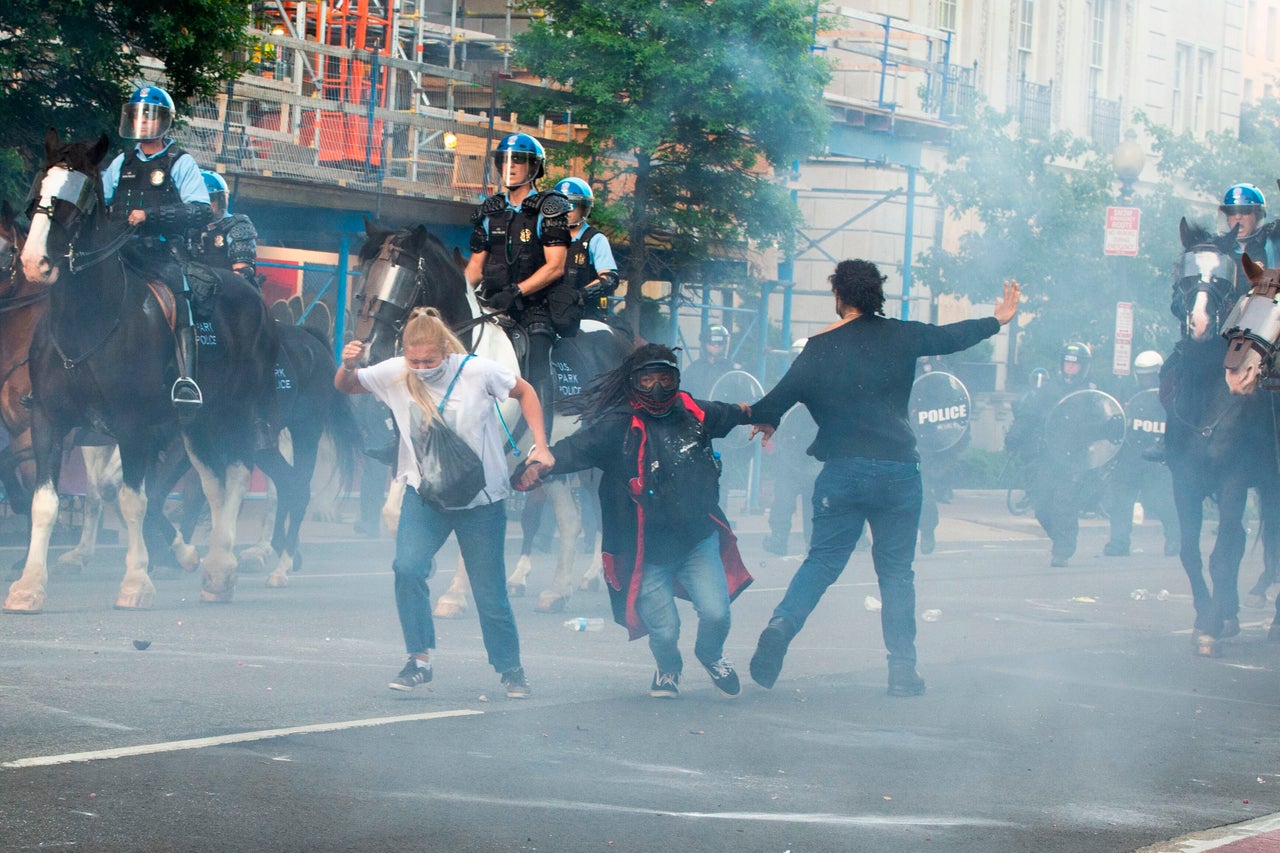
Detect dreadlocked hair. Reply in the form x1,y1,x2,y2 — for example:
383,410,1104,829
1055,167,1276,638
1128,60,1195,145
402,306,468,423
560,343,681,425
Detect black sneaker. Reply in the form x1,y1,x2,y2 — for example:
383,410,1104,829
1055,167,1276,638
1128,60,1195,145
389,658,432,691
649,670,680,699
887,662,926,697
702,657,741,698
749,619,791,689
501,666,531,698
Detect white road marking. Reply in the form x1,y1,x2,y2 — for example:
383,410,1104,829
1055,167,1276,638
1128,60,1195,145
2,709,482,769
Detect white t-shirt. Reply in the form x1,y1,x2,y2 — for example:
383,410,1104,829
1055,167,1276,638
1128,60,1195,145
356,352,517,508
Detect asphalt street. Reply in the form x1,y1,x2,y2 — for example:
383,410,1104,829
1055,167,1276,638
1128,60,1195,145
0,490,1277,852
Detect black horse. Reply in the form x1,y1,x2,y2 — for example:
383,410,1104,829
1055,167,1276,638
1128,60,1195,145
353,221,633,614
1165,219,1280,654
4,130,278,612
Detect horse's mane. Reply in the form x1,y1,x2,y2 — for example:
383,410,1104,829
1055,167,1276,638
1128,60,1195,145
357,223,459,277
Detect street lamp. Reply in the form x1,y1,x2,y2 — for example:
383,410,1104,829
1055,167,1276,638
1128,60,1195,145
1112,128,1147,203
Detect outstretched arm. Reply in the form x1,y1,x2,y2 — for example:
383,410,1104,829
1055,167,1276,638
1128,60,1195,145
994,279,1021,325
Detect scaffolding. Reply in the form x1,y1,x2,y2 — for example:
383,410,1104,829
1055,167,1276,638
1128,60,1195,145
172,1,583,206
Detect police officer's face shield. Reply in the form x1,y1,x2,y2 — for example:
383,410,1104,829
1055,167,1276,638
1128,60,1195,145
119,102,173,141
208,191,228,219
492,150,537,190
565,197,591,225
1061,355,1086,382
1219,205,1262,239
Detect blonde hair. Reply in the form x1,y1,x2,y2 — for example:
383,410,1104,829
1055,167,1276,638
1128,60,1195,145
402,307,469,422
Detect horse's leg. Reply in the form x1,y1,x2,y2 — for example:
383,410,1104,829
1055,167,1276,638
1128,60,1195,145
239,430,286,575
262,428,318,588
1171,469,1213,637
1247,481,1280,606
4,407,69,612
535,478,579,613
112,441,157,610
507,488,547,596
188,447,248,603
56,445,115,574
433,553,472,618
1207,478,1249,643
578,470,604,590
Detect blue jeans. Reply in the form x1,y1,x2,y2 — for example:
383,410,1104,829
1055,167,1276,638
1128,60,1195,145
771,457,923,666
392,491,521,674
636,532,731,675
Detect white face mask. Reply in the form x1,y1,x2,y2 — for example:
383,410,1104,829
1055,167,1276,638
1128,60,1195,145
410,363,450,383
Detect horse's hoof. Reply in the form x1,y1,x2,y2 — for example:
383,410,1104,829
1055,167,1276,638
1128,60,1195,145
1220,619,1240,639
200,587,235,603
1192,630,1217,657
238,552,268,575
433,599,467,619
3,589,46,613
266,572,288,588
1245,593,1269,610
114,588,156,610
507,583,526,598
579,577,600,593
535,595,568,614
52,557,86,576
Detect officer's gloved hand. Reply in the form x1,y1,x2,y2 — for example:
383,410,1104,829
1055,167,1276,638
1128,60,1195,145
486,286,520,313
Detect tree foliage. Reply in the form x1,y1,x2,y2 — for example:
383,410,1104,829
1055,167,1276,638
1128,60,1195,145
0,0,253,201
508,0,829,300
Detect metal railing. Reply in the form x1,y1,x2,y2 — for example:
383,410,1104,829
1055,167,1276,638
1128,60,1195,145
1089,94,1122,151
1018,77,1054,139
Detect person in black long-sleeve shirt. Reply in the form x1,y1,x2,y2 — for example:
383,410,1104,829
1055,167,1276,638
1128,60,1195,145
746,259,1020,697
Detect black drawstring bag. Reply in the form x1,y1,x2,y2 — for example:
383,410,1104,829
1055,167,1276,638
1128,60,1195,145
415,355,486,510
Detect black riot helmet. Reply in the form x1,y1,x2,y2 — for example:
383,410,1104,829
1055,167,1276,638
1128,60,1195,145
626,344,681,415
1060,342,1092,384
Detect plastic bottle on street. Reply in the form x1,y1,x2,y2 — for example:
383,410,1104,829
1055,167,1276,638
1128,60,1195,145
563,617,604,632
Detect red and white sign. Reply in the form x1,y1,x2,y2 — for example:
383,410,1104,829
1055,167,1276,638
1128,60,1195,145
1104,206,1141,256
1113,301,1133,376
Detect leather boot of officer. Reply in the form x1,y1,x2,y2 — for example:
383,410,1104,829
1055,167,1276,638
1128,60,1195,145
171,272,203,414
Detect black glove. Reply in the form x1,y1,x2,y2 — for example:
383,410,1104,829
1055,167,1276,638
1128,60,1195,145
486,286,520,313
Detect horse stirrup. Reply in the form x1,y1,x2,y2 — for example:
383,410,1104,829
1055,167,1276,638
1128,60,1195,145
171,377,203,408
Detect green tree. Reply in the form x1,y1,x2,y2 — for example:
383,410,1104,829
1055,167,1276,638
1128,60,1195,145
918,105,1187,393
508,0,829,317
0,0,253,202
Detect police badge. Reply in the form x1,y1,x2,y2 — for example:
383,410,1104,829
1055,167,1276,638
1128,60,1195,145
520,228,532,243
214,235,225,247
149,170,166,186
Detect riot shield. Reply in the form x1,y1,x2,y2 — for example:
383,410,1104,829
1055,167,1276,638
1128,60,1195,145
909,371,972,455
1120,388,1166,460
1043,389,1127,472
708,369,765,452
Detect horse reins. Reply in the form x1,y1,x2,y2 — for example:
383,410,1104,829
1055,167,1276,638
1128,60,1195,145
49,255,130,370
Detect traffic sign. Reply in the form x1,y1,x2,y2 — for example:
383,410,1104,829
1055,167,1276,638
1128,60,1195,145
1105,206,1141,256
1113,301,1133,375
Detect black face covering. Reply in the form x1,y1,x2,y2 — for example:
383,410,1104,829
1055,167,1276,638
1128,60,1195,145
629,367,680,415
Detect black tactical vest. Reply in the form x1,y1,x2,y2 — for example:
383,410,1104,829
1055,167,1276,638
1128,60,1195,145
563,225,599,292
112,145,186,238
199,214,256,270
480,193,549,298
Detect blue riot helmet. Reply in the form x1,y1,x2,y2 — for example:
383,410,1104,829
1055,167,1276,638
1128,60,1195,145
119,86,175,141
202,170,229,216
553,177,593,220
1220,183,1267,236
492,133,545,187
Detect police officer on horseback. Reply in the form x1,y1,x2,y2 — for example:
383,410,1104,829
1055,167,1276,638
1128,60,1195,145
102,85,210,410
465,133,573,427
194,170,259,287
1220,183,1280,272
553,177,621,326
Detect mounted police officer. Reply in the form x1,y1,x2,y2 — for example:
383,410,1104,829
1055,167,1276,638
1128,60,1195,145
1219,183,1280,273
465,133,573,430
1004,342,1105,566
553,177,621,326
102,85,211,411
194,170,259,287
1105,350,1179,557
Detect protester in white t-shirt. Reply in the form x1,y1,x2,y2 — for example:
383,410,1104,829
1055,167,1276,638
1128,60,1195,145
336,307,554,697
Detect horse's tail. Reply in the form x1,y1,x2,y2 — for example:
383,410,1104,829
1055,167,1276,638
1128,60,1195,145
324,389,362,495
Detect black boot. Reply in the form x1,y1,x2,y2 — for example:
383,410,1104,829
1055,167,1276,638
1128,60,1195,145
887,660,926,697
171,324,203,413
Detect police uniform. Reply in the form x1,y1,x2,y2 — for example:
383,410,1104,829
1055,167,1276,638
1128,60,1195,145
564,224,621,323
104,142,210,251
472,188,572,416
199,213,260,284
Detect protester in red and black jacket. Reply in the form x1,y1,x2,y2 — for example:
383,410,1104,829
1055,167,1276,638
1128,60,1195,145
515,343,753,700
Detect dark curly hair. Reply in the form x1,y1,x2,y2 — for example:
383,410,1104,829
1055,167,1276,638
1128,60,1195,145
830,259,886,317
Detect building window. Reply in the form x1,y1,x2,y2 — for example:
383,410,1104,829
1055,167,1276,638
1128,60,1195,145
1246,1,1257,56
938,0,957,32
1173,43,1192,132
1195,50,1214,135
1089,0,1106,95
1245,77,1255,103
1269,7,1277,61
1016,0,1035,80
